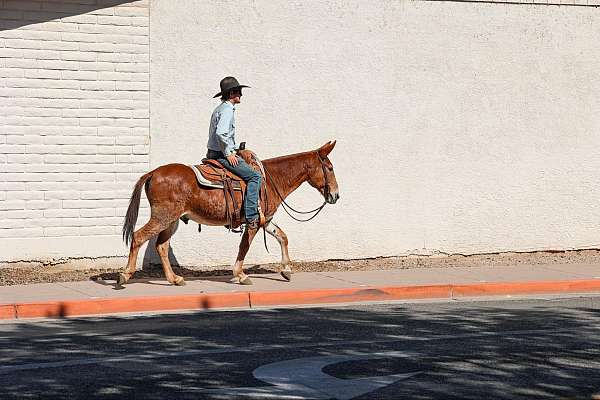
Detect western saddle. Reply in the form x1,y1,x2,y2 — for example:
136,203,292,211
187,149,266,231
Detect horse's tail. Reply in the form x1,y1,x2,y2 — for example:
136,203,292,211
122,171,152,246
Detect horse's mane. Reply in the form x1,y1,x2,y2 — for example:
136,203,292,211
262,150,314,168
258,149,317,193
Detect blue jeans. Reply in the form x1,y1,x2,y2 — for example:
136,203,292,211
207,150,262,222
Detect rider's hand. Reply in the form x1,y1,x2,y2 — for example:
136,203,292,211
227,153,239,167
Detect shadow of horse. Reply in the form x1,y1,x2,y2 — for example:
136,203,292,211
89,237,281,290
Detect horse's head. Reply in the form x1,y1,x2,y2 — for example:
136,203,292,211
307,141,340,204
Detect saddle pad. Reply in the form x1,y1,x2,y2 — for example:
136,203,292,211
188,165,241,190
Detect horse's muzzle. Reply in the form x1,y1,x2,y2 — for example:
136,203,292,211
327,192,339,204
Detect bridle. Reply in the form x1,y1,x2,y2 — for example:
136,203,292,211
253,151,331,253
318,153,331,201
263,151,331,223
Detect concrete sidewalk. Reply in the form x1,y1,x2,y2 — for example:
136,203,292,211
1,263,600,320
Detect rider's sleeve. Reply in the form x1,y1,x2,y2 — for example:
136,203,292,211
215,107,235,156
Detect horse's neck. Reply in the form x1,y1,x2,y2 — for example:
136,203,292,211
263,152,310,201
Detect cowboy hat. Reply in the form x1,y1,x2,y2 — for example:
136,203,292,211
213,76,250,98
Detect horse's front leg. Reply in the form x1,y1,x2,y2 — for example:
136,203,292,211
233,225,259,285
265,221,292,281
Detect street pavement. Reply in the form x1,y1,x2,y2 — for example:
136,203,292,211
0,296,599,399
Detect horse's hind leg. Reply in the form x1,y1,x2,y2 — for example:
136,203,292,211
156,221,185,286
233,226,259,285
119,217,170,285
265,221,292,281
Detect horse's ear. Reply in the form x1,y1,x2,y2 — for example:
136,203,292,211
318,140,336,158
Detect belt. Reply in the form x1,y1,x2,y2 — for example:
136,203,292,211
206,149,226,159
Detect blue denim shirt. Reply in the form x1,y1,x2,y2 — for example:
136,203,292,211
207,101,237,156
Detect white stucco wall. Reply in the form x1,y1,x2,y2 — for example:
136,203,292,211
149,0,600,267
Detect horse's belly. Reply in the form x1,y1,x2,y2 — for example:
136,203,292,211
185,211,226,226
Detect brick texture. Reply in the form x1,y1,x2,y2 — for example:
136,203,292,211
0,0,149,239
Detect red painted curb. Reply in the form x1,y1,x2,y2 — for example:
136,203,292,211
10,292,249,319
452,279,600,297
249,285,453,307
383,285,454,300
0,305,15,319
0,279,599,320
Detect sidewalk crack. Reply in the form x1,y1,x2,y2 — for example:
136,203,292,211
315,273,366,286
540,265,595,279
56,283,95,298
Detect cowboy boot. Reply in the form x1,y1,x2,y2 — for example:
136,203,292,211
246,218,259,231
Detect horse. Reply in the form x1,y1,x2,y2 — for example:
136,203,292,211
120,140,339,286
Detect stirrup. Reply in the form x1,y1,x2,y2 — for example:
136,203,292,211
246,219,260,230
245,209,265,230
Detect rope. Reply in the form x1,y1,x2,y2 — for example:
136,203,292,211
263,167,327,222
246,151,328,253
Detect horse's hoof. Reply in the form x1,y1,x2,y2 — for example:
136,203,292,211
117,273,128,285
174,277,186,286
281,270,292,281
239,276,253,285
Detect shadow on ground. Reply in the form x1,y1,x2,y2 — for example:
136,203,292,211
88,228,276,289
0,299,599,399
89,264,276,286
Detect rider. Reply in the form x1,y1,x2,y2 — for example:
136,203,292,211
207,76,263,230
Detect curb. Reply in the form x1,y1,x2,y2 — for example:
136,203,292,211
1,278,600,320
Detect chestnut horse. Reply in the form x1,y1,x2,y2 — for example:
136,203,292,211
120,141,339,286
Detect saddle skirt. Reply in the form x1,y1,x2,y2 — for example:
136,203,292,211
188,162,242,190
188,150,261,190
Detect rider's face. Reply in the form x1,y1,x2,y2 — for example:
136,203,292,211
229,89,242,104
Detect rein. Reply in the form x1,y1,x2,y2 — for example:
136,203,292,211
262,152,329,223
249,151,330,254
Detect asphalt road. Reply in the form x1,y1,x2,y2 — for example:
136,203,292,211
1,296,599,399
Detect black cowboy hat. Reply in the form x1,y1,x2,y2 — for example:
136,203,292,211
213,76,250,98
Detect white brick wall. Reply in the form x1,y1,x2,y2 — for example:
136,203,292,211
0,0,149,251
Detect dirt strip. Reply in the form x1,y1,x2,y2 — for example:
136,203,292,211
1,249,599,286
